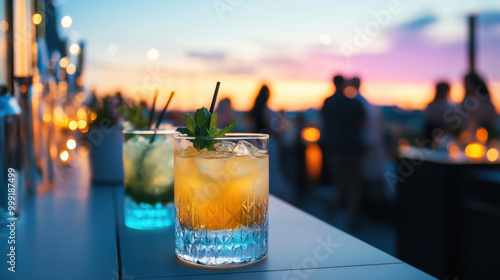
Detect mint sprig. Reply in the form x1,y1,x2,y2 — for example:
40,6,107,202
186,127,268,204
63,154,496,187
176,107,238,150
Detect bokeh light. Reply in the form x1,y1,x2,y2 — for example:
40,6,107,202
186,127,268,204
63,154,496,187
108,44,118,55
60,150,69,161
69,43,81,56
476,127,488,143
147,48,159,60
78,120,87,129
301,127,321,142
0,20,8,32
67,139,77,150
465,143,485,159
320,34,332,45
66,63,76,75
32,13,42,25
69,120,78,130
59,57,69,68
487,148,499,162
61,16,72,28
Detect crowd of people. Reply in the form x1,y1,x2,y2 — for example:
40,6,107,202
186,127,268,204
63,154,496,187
424,72,497,144
213,71,497,230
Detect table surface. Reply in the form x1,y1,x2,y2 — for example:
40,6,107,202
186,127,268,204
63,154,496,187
1,168,435,280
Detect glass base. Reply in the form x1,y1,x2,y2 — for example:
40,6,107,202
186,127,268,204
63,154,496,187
175,223,268,267
124,196,174,230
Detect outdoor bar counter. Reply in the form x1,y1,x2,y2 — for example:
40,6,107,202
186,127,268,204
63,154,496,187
1,166,435,280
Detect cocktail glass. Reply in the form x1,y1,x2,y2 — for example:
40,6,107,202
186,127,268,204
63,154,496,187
174,133,269,267
123,130,177,229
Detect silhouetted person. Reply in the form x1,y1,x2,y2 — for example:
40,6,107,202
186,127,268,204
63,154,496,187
461,73,497,137
351,77,387,201
250,85,271,133
250,85,294,201
424,82,454,143
216,98,237,128
321,75,367,229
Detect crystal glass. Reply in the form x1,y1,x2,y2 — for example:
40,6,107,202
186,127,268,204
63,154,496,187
123,130,177,229
174,133,269,267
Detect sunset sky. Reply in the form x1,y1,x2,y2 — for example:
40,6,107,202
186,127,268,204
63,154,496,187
59,0,500,111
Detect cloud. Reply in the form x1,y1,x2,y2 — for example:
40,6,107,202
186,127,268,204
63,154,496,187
399,14,438,30
186,51,226,61
478,11,500,27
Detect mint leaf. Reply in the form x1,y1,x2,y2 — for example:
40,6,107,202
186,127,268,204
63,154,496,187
176,108,238,151
215,119,238,137
209,112,218,131
176,127,192,136
185,114,196,133
194,107,210,129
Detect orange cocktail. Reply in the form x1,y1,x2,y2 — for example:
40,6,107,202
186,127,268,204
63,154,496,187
174,134,269,267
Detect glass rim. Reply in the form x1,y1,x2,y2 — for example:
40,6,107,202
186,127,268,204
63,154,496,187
123,129,179,135
174,133,269,140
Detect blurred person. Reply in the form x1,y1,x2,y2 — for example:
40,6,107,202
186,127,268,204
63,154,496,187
461,73,497,137
351,77,388,201
250,85,272,133
321,75,367,229
250,85,294,202
423,82,455,142
216,98,238,129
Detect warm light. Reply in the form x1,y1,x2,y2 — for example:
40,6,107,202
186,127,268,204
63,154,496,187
487,148,499,162
465,143,485,159
448,145,460,159
32,13,42,25
60,150,69,162
306,143,323,182
65,106,75,116
108,44,118,55
301,127,321,143
50,146,57,158
90,112,97,121
398,138,410,153
78,120,87,129
80,126,89,133
69,43,81,56
459,131,471,144
43,113,52,123
476,128,488,143
343,86,358,99
20,85,28,93
67,139,77,150
66,63,76,75
74,92,86,104
147,48,159,60
61,16,72,28
319,34,332,46
59,57,69,68
0,20,8,32
69,120,78,130
77,108,87,120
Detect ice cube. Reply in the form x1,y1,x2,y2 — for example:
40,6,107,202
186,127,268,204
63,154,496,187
194,156,229,181
232,141,261,157
214,141,236,152
176,146,199,157
142,143,175,191
123,137,150,186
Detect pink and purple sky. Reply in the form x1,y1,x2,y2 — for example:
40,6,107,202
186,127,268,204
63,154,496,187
59,0,500,111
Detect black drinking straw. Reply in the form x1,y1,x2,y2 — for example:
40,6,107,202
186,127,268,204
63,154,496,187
150,91,175,144
209,81,221,114
147,89,158,129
